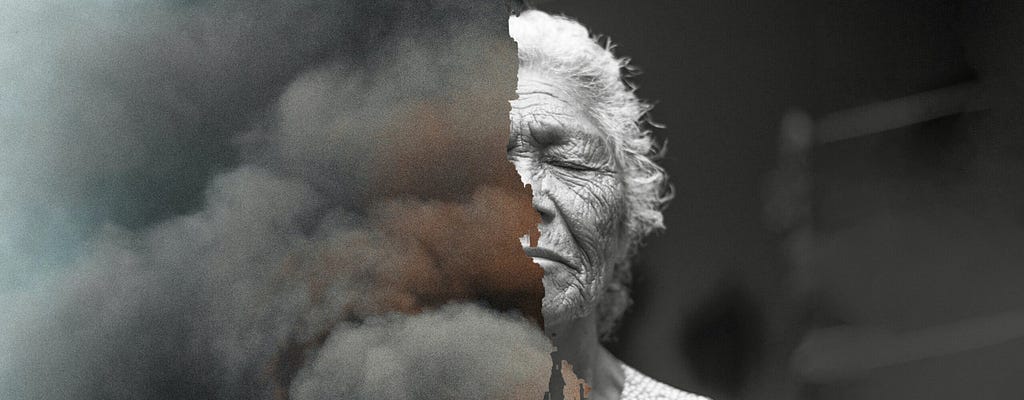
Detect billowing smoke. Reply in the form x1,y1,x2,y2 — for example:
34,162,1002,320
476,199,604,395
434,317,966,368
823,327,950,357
0,1,551,399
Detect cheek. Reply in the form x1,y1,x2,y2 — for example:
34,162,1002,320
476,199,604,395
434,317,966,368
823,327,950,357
553,173,628,263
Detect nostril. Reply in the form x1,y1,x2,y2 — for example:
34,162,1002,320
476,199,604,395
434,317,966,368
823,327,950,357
530,188,557,224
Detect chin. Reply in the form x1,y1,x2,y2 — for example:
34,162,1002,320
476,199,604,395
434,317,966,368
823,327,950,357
540,279,597,329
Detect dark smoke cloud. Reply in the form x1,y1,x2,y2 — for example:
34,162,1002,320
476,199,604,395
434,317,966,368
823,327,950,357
2,1,368,275
1,1,550,399
290,304,551,400
0,0,504,283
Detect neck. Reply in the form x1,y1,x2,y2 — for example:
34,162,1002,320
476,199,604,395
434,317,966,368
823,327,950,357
546,313,624,399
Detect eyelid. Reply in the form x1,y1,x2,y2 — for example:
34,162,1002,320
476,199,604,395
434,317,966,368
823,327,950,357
552,160,589,171
544,157,598,172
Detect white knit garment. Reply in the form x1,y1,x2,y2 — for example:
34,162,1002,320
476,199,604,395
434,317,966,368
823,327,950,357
620,364,711,400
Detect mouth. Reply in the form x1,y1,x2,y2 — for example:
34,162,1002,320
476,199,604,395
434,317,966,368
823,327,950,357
522,247,576,272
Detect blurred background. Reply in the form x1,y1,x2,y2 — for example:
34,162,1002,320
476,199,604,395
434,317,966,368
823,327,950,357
533,0,1024,399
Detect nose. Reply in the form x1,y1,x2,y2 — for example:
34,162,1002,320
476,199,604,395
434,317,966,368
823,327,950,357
510,157,557,225
528,177,556,225
531,189,556,225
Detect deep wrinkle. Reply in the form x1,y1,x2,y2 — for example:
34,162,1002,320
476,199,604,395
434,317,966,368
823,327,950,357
508,9,699,399
509,73,629,329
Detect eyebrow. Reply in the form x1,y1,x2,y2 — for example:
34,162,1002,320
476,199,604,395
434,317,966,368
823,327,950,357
535,121,615,162
507,121,577,153
528,122,571,147
509,91,608,150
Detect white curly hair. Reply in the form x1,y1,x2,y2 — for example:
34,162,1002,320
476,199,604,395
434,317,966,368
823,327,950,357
509,9,673,337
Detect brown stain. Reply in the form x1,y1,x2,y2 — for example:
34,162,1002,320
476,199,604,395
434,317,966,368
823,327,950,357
366,80,544,323
375,186,543,322
265,75,545,397
560,360,592,400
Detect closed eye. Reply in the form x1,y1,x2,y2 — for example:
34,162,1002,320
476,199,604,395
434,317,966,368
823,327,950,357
547,159,594,171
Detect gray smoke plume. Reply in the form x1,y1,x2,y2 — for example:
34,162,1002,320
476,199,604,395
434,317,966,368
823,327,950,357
0,1,551,399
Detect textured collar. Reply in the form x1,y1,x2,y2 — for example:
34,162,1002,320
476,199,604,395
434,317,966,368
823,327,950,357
620,363,712,400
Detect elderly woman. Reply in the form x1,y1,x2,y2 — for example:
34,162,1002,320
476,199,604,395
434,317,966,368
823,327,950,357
509,10,709,400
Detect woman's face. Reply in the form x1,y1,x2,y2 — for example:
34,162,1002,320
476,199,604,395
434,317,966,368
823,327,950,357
508,69,630,328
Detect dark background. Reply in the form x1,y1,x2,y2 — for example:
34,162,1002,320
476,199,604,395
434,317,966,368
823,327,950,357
535,1,1024,399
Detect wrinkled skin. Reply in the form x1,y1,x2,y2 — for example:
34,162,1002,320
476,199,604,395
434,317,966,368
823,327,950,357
508,69,631,328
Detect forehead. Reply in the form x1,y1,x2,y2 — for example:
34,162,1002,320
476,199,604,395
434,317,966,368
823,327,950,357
514,70,587,111
511,70,606,141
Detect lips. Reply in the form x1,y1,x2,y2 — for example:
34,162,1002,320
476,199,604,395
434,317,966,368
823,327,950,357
522,247,575,271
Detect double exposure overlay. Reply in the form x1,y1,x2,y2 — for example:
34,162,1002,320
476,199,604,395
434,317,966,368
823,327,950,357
1,2,551,399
